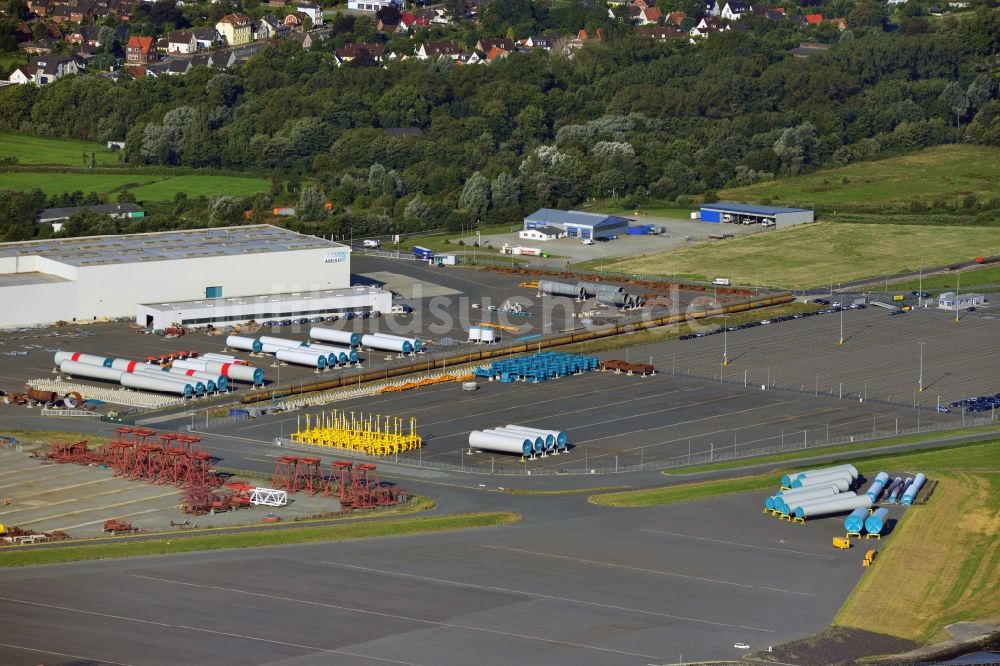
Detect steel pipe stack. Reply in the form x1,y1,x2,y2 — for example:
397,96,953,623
468,430,534,457
781,464,859,488
121,371,195,397
310,327,361,348
502,424,568,450
539,280,586,300
305,343,359,364
901,473,926,505
865,472,890,501
54,351,113,368
361,334,415,354
864,508,891,535
225,336,263,353
275,349,327,370
844,507,869,533
172,358,264,384
487,428,544,453
794,494,872,519
58,360,124,383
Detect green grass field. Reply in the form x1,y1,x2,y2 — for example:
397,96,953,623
886,264,1000,295
0,54,28,79
0,133,120,167
590,440,999,508
595,204,694,220
588,222,1000,289
721,145,1000,209
665,425,1000,475
834,442,1000,642
0,513,520,568
0,171,270,200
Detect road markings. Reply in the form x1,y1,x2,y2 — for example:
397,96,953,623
318,560,776,633
640,529,833,560
0,596,172,627
0,640,131,666
481,545,812,597
130,573,662,659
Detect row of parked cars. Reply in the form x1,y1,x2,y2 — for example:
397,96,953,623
949,393,1000,413
677,303,861,340
261,311,381,328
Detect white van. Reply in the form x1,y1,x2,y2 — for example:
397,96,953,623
712,278,731,286
362,239,380,248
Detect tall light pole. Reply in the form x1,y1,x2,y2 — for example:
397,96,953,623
918,341,925,392
838,305,844,345
954,272,961,323
917,256,923,308
722,314,729,366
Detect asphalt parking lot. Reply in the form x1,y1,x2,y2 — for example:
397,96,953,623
0,256,745,404
211,369,957,473
630,304,1000,407
0,488,875,665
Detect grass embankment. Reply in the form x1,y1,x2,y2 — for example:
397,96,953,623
594,204,694,220
0,512,521,568
0,429,111,449
721,145,1000,213
554,301,820,355
0,133,120,167
665,424,1000,475
589,222,1000,290
0,171,269,200
886,264,1000,295
589,440,999,508
834,451,1000,642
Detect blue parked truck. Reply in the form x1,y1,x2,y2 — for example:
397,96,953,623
412,246,433,260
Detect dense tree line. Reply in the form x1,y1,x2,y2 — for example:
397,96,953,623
1,7,1000,242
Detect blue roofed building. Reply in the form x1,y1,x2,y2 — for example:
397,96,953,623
523,209,632,240
698,202,814,229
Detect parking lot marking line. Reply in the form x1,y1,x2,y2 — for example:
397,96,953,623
0,481,148,517
318,560,777,633
576,399,800,454
639,529,832,560
55,505,178,532
19,490,179,527
481,545,812,597
132,573,662,660
176,626,421,665
0,641,132,666
0,596,172,627
426,386,706,441
0,467,88,490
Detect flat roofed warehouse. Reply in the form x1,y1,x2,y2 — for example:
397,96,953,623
698,202,814,228
138,285,391,329
0,225,352,329
523,209,633,239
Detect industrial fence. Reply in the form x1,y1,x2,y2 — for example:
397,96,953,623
269,414,996,476
39,408,101,418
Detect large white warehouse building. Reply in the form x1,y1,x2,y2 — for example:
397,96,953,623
0,225,357,329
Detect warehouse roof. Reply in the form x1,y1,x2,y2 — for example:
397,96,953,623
0,225,346,267
525,209,632,228
37,203,143,222
700,202,811,215
142,285,386,313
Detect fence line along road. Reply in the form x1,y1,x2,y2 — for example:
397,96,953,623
267,415,996,477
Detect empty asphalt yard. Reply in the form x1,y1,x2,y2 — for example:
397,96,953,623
0,485,864,665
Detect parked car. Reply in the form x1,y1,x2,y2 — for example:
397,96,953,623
581,238,594,245
295,318,309,325
324,315,339,322
936,406,951,413
734,642,751,650
309,316,325,323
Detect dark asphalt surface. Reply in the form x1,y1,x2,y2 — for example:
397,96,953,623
0,487,867,665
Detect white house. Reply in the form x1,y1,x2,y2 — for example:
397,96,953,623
167,30,197,54
8,65,35,84
720,0,752,19
295,1,324,25
347,0,398,12
192,27,221,49
519,226,565,242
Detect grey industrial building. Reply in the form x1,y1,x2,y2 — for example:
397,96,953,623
523,209,632,240
698,202,814,228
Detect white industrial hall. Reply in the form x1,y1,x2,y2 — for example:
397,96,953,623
0,225,363,328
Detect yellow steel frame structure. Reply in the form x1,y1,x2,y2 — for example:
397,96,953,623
292,409,422,456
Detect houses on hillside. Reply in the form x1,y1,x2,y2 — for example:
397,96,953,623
216,13,253,46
